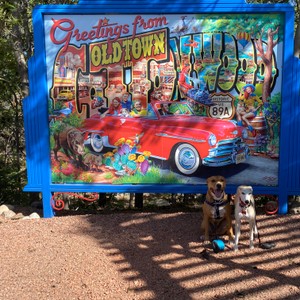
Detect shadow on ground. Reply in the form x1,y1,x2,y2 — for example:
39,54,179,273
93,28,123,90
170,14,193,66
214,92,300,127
72,211,300,299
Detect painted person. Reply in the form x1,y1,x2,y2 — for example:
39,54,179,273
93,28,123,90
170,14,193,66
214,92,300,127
236,84,263,132
121,92,132,112
178,64,193,93
101,97,122,117
158,103,173,115
130,100,147,117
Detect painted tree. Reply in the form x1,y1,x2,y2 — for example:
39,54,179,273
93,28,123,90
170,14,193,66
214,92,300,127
255,26,280,102
246,0,300,58
199,14,283,101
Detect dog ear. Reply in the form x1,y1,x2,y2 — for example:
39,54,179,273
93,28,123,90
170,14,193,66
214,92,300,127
249,187,254,202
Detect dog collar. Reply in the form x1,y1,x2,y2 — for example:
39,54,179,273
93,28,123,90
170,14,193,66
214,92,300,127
240,207,247,215
239,197,250,214
239,202,249,208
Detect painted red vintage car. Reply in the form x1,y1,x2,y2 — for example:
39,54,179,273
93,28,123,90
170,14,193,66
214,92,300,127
83,101,250,175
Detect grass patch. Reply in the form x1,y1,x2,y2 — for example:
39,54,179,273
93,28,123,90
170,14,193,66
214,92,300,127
112,166,185,184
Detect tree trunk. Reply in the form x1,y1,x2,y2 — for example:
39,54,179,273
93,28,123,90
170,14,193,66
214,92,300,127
262,60,273,102
255,27,279,102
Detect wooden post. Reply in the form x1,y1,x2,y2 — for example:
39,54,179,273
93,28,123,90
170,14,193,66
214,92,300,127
98,193,107,207
135,193,143,209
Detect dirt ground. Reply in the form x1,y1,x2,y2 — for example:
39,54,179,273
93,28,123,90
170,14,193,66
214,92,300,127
0,209,299,300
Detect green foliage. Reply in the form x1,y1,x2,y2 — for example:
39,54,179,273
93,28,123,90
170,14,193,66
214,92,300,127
112,166,183,184
0,0,78,205
196,13,284,42
103,172,114,180
50,113,83,135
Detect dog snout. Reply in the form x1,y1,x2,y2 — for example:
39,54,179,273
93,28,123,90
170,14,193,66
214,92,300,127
245,200,250,205
216,183,222,190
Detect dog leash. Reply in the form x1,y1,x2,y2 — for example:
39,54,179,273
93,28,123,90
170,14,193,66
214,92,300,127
238,197,276,249
254,212,276,248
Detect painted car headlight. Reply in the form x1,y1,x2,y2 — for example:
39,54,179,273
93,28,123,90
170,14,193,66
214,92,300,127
208,134,217,146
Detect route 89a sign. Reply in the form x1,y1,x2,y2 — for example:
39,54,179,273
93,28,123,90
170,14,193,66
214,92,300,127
208,93,235,120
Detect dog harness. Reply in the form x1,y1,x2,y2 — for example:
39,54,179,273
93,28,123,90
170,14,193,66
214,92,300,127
205,199,229,219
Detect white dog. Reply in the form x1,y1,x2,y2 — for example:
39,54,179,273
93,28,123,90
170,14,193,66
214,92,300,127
119,108,131,117
234,185,258,251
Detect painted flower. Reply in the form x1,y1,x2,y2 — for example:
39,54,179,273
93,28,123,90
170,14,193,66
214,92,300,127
114,137,126,146
61,163,74,176
136,155,145,163
125,139,134,146
143,151,151,157
103,152,114,158
52,166,60,173
124,143,131,153
140,159,150,175
128,154,137,161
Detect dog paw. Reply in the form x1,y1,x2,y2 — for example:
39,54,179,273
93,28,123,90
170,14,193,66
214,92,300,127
200,235,210,243
203,240,210,246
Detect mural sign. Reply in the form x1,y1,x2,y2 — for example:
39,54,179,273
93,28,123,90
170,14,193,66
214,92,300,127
46,13,283,186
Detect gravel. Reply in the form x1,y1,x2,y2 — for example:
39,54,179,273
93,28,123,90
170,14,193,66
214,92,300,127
0,211,299,300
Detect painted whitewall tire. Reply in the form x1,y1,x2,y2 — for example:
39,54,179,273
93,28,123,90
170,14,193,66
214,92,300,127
172,143,201,175
90,133,104,153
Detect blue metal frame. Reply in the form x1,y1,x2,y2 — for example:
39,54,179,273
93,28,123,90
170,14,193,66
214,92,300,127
23,0,299,217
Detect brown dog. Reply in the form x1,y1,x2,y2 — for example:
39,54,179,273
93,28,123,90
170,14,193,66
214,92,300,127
201,176,234,243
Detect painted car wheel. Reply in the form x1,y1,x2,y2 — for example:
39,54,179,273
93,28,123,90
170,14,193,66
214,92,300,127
90,133,103,153
173,143,201,175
